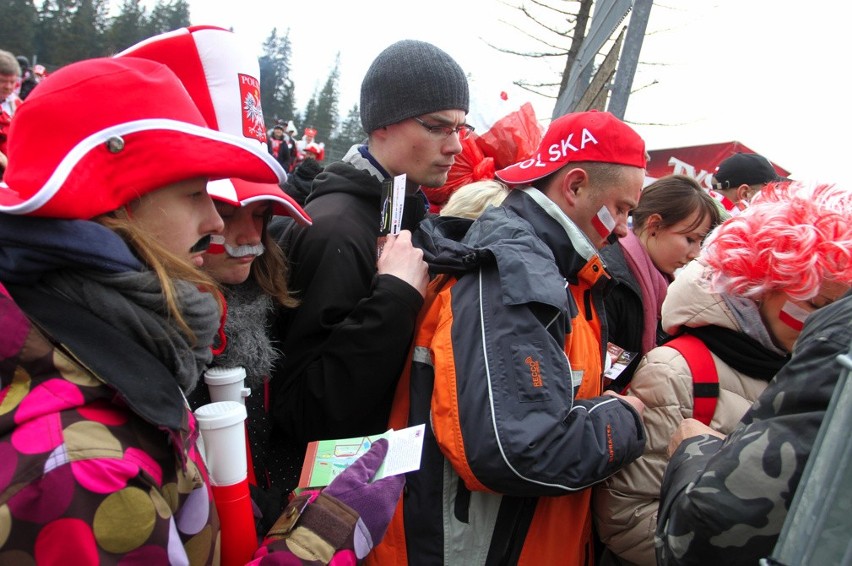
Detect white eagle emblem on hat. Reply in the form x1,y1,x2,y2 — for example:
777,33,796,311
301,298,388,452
239,73,266,142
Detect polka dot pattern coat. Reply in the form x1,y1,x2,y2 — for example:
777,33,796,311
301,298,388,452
0,288,221,564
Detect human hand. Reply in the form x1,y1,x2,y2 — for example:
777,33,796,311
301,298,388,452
324,438,405,559
377,230,429,297
667,417,725,458
603,389,645,416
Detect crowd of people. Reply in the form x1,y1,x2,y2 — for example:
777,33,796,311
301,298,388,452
1,24,850,566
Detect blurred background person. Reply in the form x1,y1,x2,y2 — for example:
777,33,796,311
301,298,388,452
709,152,783,216
0,49,22,178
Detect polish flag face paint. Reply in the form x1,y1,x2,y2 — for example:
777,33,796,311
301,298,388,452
207,234,227,255
591,205,616,239
778,300,809,332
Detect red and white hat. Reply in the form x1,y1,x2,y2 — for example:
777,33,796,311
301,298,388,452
495,110,647,186
0,57,284,219
207,178,311,224
119,25,311,225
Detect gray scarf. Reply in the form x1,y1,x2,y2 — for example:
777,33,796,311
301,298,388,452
214,279,280,388
722,292,788,356
39,268,219,393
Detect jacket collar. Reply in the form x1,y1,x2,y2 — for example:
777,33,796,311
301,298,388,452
502,188,610,289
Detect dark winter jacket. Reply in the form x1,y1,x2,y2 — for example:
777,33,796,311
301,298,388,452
283,158,323,206
656,291,852,565
271,145,426,444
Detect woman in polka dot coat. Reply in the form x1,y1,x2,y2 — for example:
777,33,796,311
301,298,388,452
0,48,405,564
0,56,277,564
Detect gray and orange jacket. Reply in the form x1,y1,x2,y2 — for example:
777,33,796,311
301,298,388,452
368,188,646,566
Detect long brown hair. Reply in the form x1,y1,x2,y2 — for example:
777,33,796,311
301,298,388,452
251,225,298,308
97,211,224,345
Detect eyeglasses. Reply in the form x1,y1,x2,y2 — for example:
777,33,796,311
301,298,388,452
412,117,475,141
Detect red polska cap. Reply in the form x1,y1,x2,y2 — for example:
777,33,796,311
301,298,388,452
495,110,646,186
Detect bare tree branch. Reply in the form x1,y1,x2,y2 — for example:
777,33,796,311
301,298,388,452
514,81,560,99
480,37,569,58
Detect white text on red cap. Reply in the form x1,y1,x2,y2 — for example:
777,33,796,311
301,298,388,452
517,128,600,171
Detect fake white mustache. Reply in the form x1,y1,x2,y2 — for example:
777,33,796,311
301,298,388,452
209,235,265,258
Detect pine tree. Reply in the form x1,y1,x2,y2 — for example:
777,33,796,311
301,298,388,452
300,95,318,136
105,0,152,55
327,104,364,162
258,28,295,127
64,0,108,61
35,0,74,66
310,54,340,148
0,0,39,58
149,0,190,36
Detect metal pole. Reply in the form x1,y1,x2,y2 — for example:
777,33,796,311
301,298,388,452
608,0,652,119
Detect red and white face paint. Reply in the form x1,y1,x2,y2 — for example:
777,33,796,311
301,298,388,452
591,205,616,239
208,234,227,255
778,300,809,332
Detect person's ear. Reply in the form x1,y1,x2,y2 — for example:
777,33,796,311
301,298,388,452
371,125,390,144
643,213,663,235
736,183,751,203
561,168,587,206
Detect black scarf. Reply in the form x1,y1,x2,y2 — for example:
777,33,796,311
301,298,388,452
677,325,790,381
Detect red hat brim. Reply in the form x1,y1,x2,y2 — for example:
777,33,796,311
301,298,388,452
0,57,286,219
207,178,311,225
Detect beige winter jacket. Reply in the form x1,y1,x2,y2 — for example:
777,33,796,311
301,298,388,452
592,259,772,565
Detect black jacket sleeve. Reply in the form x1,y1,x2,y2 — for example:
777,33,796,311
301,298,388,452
271,209,423,443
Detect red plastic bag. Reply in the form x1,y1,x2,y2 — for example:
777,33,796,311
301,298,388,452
424,101,543,213
422,137,494,212
476,102,542,170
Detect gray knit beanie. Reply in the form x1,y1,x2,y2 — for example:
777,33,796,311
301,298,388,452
360,40,469,134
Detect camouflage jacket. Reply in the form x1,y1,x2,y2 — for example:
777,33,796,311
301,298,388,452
655,292,852,565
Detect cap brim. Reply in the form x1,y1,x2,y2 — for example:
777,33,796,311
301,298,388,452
494,156,564,186
207,178,312,225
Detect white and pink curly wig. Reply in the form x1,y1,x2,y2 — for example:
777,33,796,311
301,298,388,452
703,181,852,301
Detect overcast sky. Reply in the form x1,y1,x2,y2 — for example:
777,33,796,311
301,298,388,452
179,0,851,186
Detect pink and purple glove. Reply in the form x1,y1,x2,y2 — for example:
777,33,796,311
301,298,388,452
253,438,404,565
324,438,405,559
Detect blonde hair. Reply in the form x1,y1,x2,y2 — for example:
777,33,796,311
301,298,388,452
440,180,509,219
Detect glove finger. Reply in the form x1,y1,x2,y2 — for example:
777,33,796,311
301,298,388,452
327,438,389,493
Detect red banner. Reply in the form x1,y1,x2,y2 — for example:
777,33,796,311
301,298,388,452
646,141,791,189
